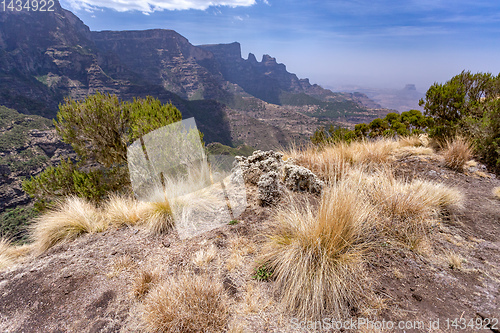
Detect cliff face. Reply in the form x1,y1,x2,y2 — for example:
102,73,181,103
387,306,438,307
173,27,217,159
200,43,303,104
91,30,227,101
0,3,113,117
0,0,390,146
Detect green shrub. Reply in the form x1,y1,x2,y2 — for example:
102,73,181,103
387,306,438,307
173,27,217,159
311,110,432,145
419,71,500,172
252,263,274,281
0,205,39,243
23,93,184,209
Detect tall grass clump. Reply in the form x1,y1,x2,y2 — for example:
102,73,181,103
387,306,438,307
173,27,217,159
142,272,229,332
0,238,19,270
30,196,105,253
493,187,500,199
442,136,473,171
103,194,141,228
260,178,373,320
137,200,174,236
286,137,428,181
359,169,464,250
132,269,160,299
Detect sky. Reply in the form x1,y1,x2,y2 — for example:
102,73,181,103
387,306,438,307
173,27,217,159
59,0,500,92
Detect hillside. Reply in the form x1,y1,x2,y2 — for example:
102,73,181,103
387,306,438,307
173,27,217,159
0,106,75,240
0,0,390,144
0,138,498,332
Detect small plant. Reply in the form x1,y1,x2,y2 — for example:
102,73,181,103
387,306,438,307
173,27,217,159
252,263,273,281
228,219,239,225
141,272,229,333
132,269,159,299
30,196,106,253
442,136,473,171
446,251,464,270
493,187,500,200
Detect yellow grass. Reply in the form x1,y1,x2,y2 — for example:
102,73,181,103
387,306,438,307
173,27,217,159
192,245,217,267
0,238,16,270
442,136,473,171
30,196,106,253
356,169,464,250
137,200,174,235
142,272,229,332
446,251,463,270
260,178,373,319
285,136,430,180
493,187,500,199
103,194,141,227
132,269,160,299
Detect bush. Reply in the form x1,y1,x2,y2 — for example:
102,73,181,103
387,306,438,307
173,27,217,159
260,180,372,319
0,206,39,243
419,71,500,172
23,93,183,209
142,273,229,332
442,136,473,171
311,110,432,145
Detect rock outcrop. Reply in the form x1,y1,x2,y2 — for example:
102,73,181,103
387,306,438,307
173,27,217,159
233,150,323,206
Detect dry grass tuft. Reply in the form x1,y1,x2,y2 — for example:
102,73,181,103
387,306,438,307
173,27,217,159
442,136,473,171
286,137,430,180
30,196,105,253
108,255,136,278
359,169,464,250
192,245,217,267
260,179,373,320
138,200,174,235
0,238,16,270
446,251,464,270
493,187,500,199
142,272,229,332
243,282,272,314
103,195,141,227
398,135,426,148
132,269,160,299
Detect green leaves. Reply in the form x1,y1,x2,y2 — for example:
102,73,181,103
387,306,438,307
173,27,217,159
420,70,500,172
311,109,432,145
25,92,184,209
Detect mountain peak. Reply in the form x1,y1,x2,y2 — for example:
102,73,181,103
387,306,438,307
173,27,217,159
198,42,241,60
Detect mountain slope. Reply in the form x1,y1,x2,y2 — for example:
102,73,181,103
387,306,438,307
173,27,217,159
0,143,498,332
0,1,389,132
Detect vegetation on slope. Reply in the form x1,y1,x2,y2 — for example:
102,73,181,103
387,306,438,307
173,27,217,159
2,135,473,330
0,105,52,151
22,93,183,210
419,70,500,172
311,70,500,174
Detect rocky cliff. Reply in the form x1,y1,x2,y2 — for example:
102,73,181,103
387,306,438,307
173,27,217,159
0,0,393,221
0,1,388,130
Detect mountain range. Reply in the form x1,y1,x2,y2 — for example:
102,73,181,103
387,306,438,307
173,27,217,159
0,1,391,146
0,1,392,216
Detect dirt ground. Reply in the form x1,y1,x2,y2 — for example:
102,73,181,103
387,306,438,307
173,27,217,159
0,155,499,332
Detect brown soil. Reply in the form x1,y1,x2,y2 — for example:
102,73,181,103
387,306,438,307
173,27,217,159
0,156,499,332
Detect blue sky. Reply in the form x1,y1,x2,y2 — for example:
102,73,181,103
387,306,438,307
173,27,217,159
60,0,500,92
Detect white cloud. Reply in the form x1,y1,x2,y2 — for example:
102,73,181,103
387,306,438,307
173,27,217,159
64,0,256,13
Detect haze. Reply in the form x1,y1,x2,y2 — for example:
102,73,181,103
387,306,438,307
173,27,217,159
60,0,500,93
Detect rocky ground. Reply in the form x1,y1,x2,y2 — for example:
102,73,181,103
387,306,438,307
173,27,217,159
0,150,499,332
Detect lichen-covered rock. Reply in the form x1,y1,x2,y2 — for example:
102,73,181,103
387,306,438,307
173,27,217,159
233,150,284,185
283,164,324,194
257,171,284,206
232,150,323,198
